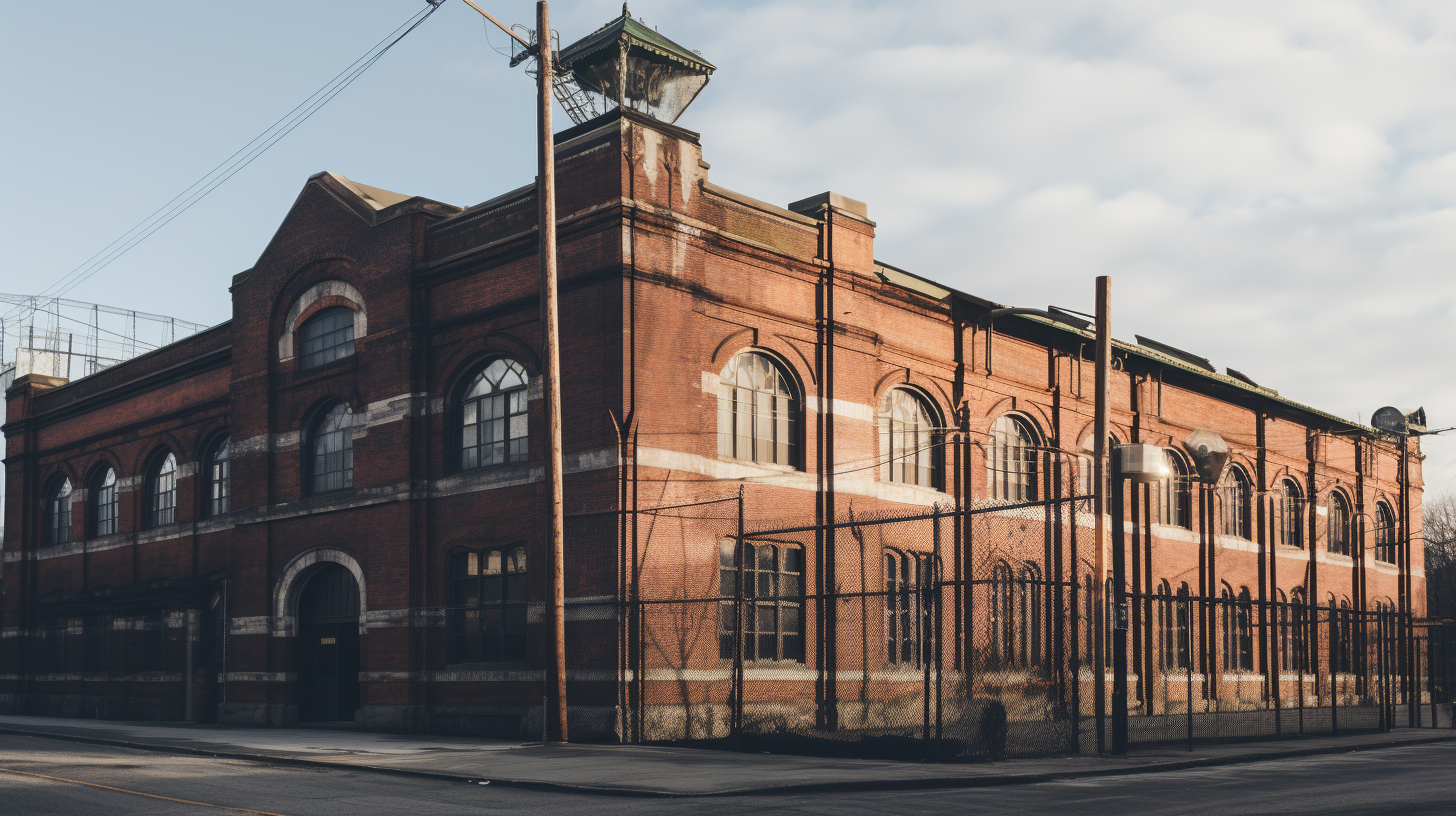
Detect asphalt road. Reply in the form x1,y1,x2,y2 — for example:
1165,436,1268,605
0,734,1452,815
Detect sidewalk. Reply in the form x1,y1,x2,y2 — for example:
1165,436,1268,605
0,714,1452,797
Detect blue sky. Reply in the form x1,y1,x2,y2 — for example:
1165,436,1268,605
3,0,1454,496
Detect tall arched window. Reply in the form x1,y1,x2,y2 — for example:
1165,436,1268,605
1327,492,1351,556
987,415,1038,501
1375,501,1397,564
1158,451,1191,528
299,306,355,369
146,452,177,528
884,549,933,667
460,359,529,470
91,466,118,537
450,546,528,663
1221,586,1253,671
1175,583,1192,670
990,562,1016,667
1280,480,1305,549
879,388,940,488
1156,581,1176,669
1019,564,1043,669
309,403,354,494
1220,467,1252,539
717,352,799,467
1289,587,1309,671
44,477,73,546
1275,589,1291,670
204,436,230,518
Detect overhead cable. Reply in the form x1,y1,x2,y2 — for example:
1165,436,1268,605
7,3,442,323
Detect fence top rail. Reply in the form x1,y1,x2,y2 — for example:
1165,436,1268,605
743,494,1093,536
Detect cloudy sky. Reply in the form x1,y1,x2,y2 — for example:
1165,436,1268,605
3,1,1454,494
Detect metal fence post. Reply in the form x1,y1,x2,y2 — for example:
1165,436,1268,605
732,486,746,749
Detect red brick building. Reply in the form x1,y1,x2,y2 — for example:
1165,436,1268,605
1,103,1425,740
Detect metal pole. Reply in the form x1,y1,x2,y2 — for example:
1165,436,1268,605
1111,457,1128,754
733,486,746,748
1093,275,1111,754
534,0,568,744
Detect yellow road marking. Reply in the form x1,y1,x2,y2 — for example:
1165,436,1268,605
0,766,296,816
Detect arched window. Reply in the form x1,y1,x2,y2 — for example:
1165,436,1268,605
44,477,73,546
987,415,1038,501
990,562,1016,667
146,452,177,528
299,306,355,369
1274,589,1291,670
1375,501,1397,564
91,466,118,537
1327,492,1351,556
879,388,940,488
309,403,354,494
884,549,934,667
1333,597,1353,673
1289,587,1309,672
1175,583,1192,670
450,545,528,662
1220,467,1252,539
1280,480,1305,549
717,352,799,467
1019,564,1043,669
460,359,529,470
717,540,804,662
204,436,230,518
1221,586,1253,672
1158,451,1191,528
1156,581,1176,669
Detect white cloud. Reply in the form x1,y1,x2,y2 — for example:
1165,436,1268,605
661,0,1456,492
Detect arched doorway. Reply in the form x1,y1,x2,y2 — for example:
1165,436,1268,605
296,563,360,722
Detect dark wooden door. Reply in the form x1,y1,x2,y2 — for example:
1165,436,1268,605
297,564,360,722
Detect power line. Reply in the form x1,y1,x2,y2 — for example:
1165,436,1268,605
6,3,442,324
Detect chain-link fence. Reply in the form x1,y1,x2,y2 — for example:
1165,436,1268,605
621,489,1453,759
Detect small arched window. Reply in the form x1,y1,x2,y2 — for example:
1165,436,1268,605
1220,467,1252,539
146,452,178,528
450,546,528,663
309,403,354,494
1158,451,1192,529
1375,501,1397,564
204,436,230,518
460,359,529,470
91,466,118,537
1327,492,1351,556
44,477,73,545
1280,480,1305,549
299,306,355,369
987,415,1038,501
879,388,940,488
717,352,799,467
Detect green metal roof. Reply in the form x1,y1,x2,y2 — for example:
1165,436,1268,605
558,9,715,74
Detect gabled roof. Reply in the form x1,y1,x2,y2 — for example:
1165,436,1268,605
559,8,715,74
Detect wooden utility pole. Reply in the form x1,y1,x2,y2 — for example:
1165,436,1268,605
457,0,568,747
535,0,569,744
1093,275,1111,753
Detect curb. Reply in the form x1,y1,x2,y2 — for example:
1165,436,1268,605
1,725,1453,798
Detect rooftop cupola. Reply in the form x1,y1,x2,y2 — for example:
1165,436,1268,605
557,3,715,125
